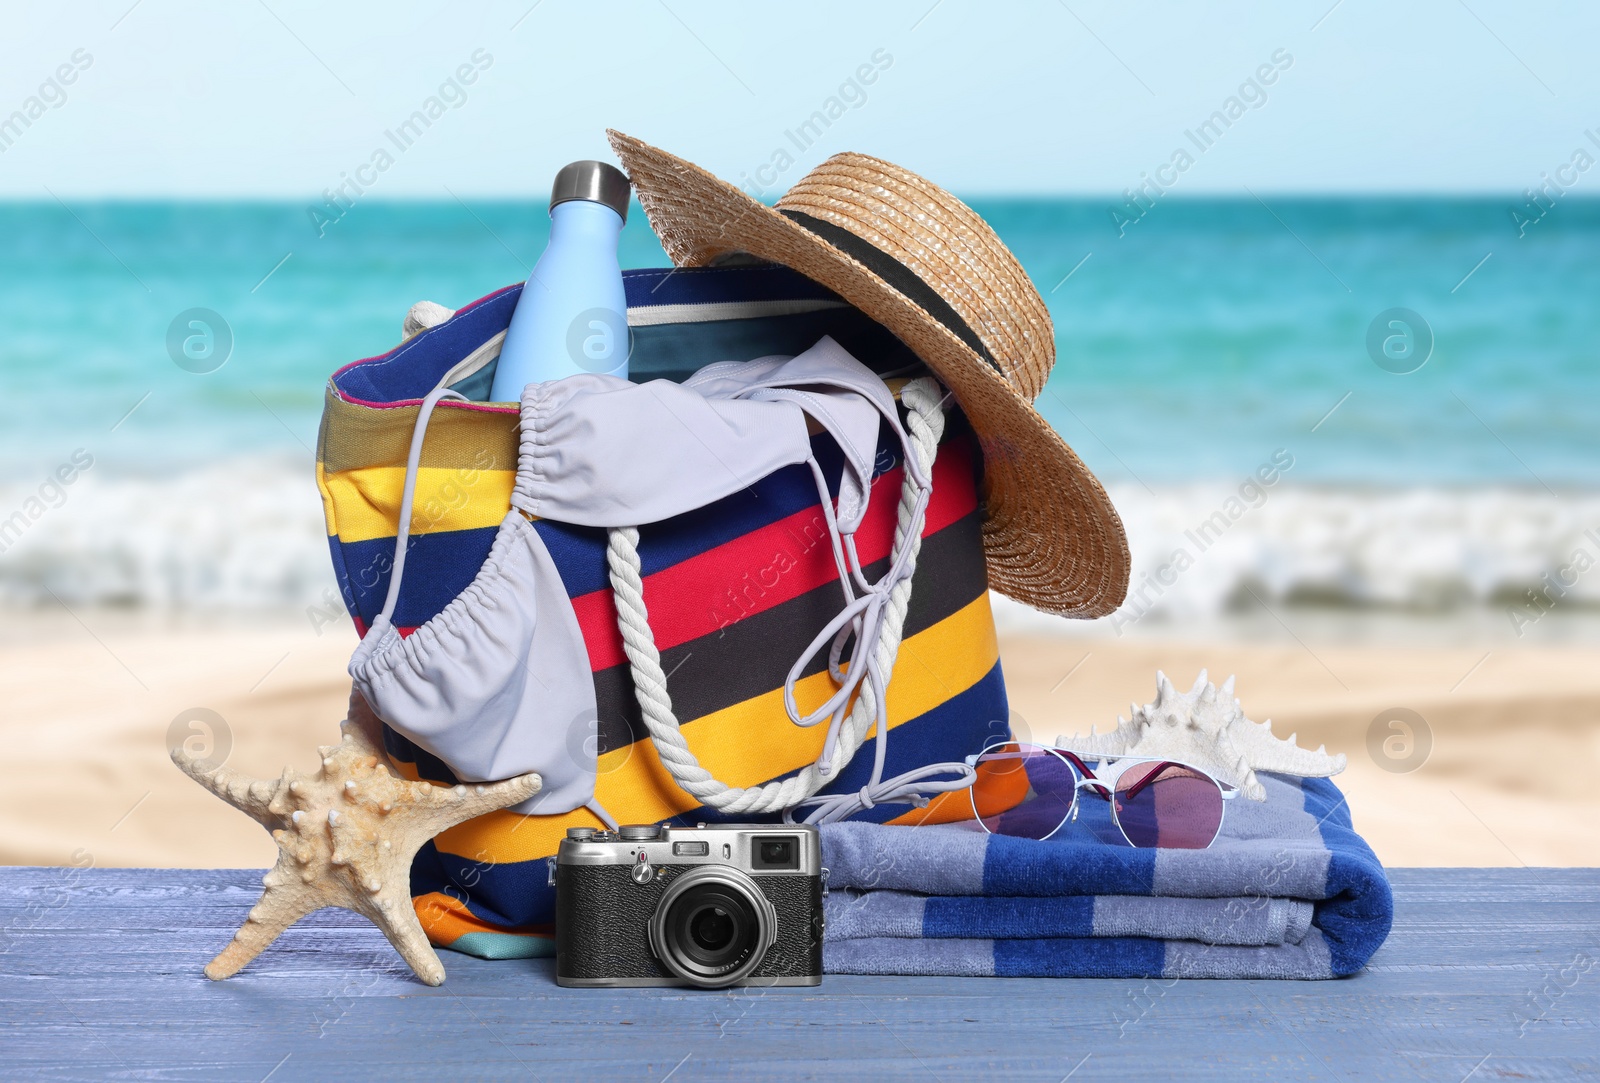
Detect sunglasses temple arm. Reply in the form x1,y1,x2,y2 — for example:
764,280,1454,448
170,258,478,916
1057,751,1230,803
1119,760,1193,803
1055,749,1099,781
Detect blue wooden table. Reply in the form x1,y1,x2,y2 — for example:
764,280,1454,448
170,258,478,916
2,868,1595,1081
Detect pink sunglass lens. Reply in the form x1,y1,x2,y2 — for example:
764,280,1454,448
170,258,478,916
970,743,1077,841
1113,762,1224,849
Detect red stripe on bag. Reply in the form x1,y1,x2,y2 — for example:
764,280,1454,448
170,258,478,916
569,439,978,672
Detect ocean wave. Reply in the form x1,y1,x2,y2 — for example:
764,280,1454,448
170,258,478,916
0,459,334,612
1,462,1596,621
1022,482,1600,633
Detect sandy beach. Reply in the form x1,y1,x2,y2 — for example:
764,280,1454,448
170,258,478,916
2,607,1593,872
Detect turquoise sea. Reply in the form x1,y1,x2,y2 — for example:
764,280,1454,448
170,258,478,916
1,198,1596,622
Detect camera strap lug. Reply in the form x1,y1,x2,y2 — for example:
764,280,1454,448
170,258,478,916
820,866,830,898
547,857,557,888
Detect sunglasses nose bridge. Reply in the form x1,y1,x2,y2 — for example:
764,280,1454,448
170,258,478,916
1073,775,1113,799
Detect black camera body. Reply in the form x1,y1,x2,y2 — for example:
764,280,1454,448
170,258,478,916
555,823,824,988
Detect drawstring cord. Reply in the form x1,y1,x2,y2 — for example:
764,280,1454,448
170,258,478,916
378,384,467,625
781,388,936,778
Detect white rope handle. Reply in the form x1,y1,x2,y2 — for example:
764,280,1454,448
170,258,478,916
605,377,959,819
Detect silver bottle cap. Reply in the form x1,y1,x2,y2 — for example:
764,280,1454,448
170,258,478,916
550,160,630,222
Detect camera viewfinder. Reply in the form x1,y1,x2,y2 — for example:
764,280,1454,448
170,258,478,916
751,835,799,870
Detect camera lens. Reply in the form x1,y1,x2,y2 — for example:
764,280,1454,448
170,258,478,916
649,867,776,988
690,905,736,953
669,887,756,974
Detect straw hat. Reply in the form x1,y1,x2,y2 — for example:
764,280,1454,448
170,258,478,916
607,130,1129,618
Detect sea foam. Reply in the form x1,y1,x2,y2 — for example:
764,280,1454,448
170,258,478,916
0,458,332,612
1,461,1596,623
1102,482,1600,616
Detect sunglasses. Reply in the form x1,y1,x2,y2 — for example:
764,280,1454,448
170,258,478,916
963,741,1239,848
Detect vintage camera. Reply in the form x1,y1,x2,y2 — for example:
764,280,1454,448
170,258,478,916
555,823,824,988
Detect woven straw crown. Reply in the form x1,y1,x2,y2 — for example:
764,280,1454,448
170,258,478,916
778,157,1054,400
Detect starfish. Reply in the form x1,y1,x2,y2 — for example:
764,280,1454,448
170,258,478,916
171,691,539,986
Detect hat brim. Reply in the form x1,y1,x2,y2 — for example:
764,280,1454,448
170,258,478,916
608,130,1130,618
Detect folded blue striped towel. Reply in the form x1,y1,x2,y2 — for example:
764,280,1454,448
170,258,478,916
819,774,1391,979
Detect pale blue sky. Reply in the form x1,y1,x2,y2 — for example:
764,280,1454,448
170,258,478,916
2,0,1595,197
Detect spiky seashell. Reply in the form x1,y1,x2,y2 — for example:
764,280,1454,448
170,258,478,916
1054,670,1346,801
170,689,539,986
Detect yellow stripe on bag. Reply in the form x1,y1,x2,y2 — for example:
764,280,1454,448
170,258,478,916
320,464,519,542
315,460,339,540
318,390,519,474
426,591,999,863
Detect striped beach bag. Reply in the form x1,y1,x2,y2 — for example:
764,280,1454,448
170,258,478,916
317,264,1011,957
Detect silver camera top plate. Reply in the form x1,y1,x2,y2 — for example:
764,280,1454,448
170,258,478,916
556,823,821,877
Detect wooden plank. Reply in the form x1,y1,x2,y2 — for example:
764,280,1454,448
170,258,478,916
0,867,1596,1082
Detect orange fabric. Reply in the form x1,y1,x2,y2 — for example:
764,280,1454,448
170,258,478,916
415,890,552,944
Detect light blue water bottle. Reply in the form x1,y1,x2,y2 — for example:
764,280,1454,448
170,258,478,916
489,160,631,400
